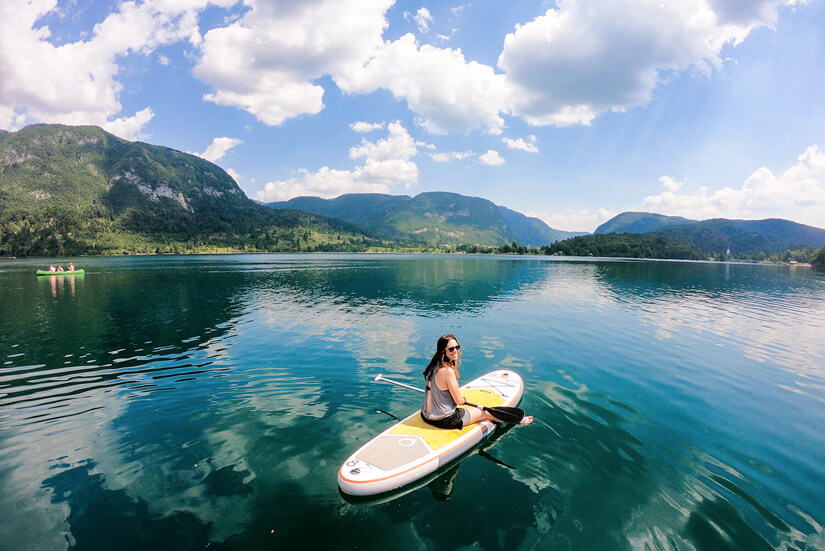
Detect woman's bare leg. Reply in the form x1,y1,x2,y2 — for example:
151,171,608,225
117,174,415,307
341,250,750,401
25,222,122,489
464,406,533,426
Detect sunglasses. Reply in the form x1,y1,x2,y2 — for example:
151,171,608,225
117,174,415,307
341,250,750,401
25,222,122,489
447,345,461,352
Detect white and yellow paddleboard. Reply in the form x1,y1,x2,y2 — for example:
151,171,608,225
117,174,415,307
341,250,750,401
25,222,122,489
338,369,524,497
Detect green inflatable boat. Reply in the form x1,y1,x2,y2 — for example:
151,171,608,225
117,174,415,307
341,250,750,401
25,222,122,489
36,269,85,276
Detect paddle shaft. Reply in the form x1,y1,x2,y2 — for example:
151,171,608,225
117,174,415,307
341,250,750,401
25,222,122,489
374,374,525,423
374,374,424,393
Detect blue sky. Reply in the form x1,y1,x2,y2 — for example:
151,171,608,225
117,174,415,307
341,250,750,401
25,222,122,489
2,0,824,232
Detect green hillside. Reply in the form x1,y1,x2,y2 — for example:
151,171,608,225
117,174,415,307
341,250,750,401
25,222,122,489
594,212,694,234
595,211,825,260
542,233,706,260
273,194,411,238
651,219,825,258
0,124,371,256
268,192,580,247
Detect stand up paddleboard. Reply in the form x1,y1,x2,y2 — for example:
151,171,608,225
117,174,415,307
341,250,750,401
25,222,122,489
338,369,524,497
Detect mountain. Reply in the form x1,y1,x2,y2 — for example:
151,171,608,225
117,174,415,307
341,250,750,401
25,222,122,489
543,233,706,260
652,219,825,256
594,212,825,257
0,124,367,256
271,193,411,238
594,212,694,234
268,192,582,247
497,205,585,246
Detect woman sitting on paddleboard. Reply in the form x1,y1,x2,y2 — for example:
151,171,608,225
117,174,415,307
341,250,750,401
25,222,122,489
420,334,533,429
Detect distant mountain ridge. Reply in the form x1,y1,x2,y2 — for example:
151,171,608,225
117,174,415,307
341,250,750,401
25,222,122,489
5,124,821,259
267,192,583,247
594,212,694,234
595,211,825,256
0,124,366,256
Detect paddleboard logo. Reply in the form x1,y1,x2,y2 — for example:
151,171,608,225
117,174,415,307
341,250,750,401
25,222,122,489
350,468,360,475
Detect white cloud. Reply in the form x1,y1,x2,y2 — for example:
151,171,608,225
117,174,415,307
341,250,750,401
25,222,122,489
407,7,433,33
197,2,509,134
531,207,618,233
436,28,458,42
479,150,505,166
255,121,421,202
338,33,508,135
190,0,802,137
226,167,241,184
351,121,385,133
101,107,155,141
498,0,799,126
451,4,471,17
660,176,686,193
503,135,538,153
0,0,221,133
642,145,825,227
195,0,393,126
4,0,807,148
192,136,243,163
430,151,475,162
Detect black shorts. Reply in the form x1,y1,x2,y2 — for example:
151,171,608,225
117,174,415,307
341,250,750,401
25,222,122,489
421,408,471,430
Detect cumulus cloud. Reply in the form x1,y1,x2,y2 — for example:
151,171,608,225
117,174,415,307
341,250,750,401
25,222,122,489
194,0,392,126
193,2,505,134
255,121,422,202
642,145,825,227
430,151,475,163
190,0,803,136
498,0,799,126
0,0,226,134
338,33,508,135
101,107,155,141
4,0,808,146
192,137,244,163
351,121,385,133
479,150,505,166
659,176,686,193
503,135,539,153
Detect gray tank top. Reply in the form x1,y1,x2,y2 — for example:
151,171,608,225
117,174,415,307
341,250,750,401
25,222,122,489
421,367,457,420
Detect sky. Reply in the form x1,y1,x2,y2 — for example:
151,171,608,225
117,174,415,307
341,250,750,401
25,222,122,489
1,0,824,232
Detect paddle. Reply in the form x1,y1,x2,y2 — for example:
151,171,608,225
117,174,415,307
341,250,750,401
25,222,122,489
373,374,527,424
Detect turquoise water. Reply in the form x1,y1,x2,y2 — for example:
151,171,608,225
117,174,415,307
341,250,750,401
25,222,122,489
1,254,824,550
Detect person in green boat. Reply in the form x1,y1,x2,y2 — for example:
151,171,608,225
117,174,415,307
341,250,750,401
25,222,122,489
57,264,64,272
420,334,533,429
68,262,75,271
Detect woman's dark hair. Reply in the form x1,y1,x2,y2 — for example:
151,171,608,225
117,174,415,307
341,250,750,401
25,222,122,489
423,334,461,380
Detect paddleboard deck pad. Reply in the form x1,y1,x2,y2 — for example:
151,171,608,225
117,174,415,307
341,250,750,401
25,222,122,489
338,369,524,496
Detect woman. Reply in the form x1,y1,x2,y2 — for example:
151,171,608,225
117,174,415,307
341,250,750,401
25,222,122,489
420,334,533,429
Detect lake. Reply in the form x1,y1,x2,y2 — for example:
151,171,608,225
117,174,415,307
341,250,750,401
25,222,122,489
1,254,824,551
